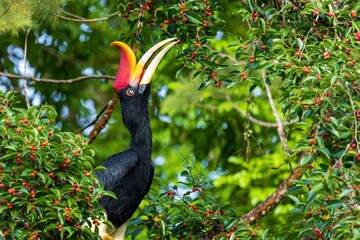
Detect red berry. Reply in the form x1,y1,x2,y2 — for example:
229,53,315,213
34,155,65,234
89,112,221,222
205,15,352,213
355,32,360,41
211,71,217,78
351,10,357,18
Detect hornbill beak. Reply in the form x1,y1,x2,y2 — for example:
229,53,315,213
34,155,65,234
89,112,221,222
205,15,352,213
110,38,178,94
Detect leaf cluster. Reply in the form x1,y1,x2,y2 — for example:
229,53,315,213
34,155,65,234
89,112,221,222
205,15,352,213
286,164,360,239
0,0,62,34
129,0,360,238
128,157,262,240
0,91,107,239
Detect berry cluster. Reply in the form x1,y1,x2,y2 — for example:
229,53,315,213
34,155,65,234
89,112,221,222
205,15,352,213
121,0,224,89
0,91,106,239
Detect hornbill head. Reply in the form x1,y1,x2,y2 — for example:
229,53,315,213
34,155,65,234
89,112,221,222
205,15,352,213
110,38,177,132
110,38,177,96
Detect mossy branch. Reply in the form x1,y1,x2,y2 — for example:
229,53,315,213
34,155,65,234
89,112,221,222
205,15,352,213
240,152,311,224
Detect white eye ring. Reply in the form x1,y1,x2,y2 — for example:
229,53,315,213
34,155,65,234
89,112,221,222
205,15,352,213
126,88,136,96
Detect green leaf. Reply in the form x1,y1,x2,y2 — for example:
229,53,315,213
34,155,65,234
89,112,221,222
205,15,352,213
160,220,166,236
287,195,301,204
328,128,339,138
339,189,353,199
287,186,304,195
311,183,323,193
315,146,331,159
224,217,238,230
330,74,338,85
130,218,143,225
247,77,263,87
198,81,212,91
94,165,107,171
103,220,114,229
226,81,240,89
327,201,344,209
306,190,317,203
198,59,216,69
183,196,193,203
261,229,269,240
228,42,239,47
302,99,314,105
130,227,144,239
193,70,203,79
58,210,65,225
44,223,58,232
300,154,312,166
353,228,360,240
289,207,304,214
315,137,330,159
9,222,16,229
296,38,304,50
329,116,339,127
102,191,117,199
258,61,273,70
235,8,251,19
306,183,323,203
175,67,183,79
186,13,203,25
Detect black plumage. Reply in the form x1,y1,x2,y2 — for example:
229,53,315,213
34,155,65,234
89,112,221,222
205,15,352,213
93,38,177,238
95,85,153,228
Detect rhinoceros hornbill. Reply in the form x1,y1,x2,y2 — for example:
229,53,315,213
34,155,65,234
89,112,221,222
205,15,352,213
94,38,177,240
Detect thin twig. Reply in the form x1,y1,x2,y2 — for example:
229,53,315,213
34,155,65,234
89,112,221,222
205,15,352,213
224,93,297,128
262,71,293,154
62,11,85,20
59,11,121,23
23,29,31,108
0,72,114,84
345,81,359,153
77,102,109,133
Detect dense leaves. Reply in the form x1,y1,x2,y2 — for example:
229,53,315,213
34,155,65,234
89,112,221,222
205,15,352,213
0,0,360,239
0,91,107,239
285,165,360,239
128,158,259,240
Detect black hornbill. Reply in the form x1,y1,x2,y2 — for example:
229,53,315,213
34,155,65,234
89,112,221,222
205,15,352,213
94,38,177,239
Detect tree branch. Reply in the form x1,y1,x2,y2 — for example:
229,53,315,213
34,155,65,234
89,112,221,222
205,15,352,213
59,11,121,23
240,152,311,224
224,93,297,128
86,93,119,144
23,29,31,108
0,72,114,84
262,72,293,154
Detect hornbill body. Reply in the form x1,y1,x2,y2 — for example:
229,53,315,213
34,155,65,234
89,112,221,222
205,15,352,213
94,38,177,239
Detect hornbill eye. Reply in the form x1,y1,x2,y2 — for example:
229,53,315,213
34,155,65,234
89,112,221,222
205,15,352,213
126,88,136,96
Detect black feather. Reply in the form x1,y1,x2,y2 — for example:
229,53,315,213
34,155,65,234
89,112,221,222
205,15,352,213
95,84,154,227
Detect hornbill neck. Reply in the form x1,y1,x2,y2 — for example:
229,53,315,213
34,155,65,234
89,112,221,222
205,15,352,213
121,92,152,161
130,110,152,161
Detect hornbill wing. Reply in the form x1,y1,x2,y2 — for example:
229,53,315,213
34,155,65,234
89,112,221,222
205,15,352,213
95,150,138,190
